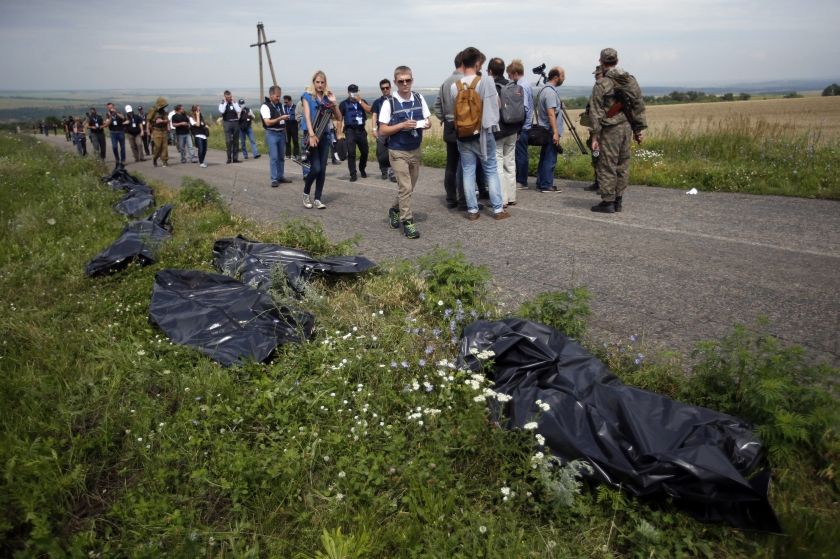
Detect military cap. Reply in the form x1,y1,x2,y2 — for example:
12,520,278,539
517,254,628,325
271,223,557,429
599,48,618,65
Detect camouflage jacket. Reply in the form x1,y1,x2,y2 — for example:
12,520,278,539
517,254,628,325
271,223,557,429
588,67,647,136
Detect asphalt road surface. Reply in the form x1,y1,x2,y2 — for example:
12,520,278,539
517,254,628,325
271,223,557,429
44,134,840,365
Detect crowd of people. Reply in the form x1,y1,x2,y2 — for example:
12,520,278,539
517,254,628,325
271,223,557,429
54,46,647,240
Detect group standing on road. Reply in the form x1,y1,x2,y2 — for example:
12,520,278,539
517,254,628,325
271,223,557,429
52,46,647,238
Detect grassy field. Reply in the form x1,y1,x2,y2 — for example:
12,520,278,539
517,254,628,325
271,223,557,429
1,133,838,557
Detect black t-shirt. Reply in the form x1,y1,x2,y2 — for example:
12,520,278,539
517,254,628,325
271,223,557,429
171,112,190,135
126,113,143,135
88,113,104,132
107,112,125,132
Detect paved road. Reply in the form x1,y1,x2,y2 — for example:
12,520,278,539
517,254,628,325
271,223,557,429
46,136,840,365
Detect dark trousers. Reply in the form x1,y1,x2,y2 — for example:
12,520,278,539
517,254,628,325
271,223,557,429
444,138,465,207
376,136,390,171
515,128,530,185
91,131,106,160
142,133,151,155
195,137,208,164
110,131,126,163
285,121,300,158
304,135,330,200
345,127,368,176
223,120,240,162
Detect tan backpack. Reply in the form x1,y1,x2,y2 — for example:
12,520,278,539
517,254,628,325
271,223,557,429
454,76,482,139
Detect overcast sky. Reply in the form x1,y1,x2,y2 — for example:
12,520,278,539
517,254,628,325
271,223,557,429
2,0,839,90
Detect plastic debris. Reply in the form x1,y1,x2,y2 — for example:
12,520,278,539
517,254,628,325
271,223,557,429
686,187,698,195
85,205,173,277
458,318,781,532
148,269,314,366
213,236,376,293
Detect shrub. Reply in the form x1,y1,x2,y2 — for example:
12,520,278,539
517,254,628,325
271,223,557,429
415,248,490,310
178,176,222,208
686,323,839,470
517,288,591,339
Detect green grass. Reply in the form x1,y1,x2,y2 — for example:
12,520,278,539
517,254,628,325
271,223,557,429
1,133,837,557
420,118,840,200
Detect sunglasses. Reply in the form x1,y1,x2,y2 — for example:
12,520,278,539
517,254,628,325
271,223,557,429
396,78,413,85
380,86,391,91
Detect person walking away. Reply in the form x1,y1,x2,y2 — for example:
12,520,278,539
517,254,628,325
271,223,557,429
72,118,87,156
260,85,293,187
124,105,146,162
378,65,431,239
238,99,260,159
533,66,565,193
149,97,170,167
370,79,394,181
219,91,241,163
283,95,300,160
451,47,508,220
433,51,466,209
301,70,341,209
339,84,371,182
488,57,524,207
582,65,604,193
137,106,151,156
87,107,106,160
171,104,197,163
589,48,647,214
506,59,534,190
189,105,209,168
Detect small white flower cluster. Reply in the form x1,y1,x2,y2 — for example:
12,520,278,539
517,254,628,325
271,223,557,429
406,406,442,426
535,399,551,412
469,347,496,361
500,485,514,502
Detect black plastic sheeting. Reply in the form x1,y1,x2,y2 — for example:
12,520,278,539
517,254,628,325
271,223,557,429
458,318,781,532
148,269,315,366
213,236,376,293
85,205,173,277
103,169,155,217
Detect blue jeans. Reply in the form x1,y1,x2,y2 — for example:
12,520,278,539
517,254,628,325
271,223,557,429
195,137,207,164
176,134,196,162
265,129,287,181
515,128,530,185
536,143,558,189
241,127,258,157
110,131,126,162
457,133,503,213
304,134,330,200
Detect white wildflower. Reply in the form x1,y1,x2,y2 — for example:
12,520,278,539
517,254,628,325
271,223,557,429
523,422,538,430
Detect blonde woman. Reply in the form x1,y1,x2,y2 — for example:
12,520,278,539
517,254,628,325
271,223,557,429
300,70,341,209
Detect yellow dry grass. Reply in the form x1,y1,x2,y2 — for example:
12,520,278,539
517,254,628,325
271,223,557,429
564,96,840,143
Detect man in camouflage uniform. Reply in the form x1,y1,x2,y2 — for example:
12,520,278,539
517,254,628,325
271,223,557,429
588,48,647,213
149,97,170,167
582,65,603,193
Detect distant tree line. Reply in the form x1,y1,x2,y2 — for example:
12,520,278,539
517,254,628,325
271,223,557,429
564,90,753,109
823,83,840,96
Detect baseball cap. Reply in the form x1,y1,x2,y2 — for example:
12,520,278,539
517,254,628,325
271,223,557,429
125,104,133,112
138,106,143,110
599,48,618,65
238,98,245,105
348,84,359,93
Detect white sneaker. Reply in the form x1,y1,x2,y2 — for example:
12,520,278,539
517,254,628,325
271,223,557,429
200,163,207,168
314,199,326,209
303,194,313,209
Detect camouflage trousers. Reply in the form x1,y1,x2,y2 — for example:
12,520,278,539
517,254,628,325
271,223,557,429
595,122,631,201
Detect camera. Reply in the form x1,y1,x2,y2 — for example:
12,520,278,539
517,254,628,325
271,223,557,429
532,63,546,76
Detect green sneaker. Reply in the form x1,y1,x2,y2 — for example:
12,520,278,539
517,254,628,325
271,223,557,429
388,207,400,229
402,219,420,239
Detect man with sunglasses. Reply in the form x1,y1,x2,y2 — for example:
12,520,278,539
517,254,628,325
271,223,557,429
370,79,394,181
378,67,431,239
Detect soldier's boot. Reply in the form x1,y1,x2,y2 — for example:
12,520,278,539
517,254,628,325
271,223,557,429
614,196,623,212
591,200,616,214
585,181,599,192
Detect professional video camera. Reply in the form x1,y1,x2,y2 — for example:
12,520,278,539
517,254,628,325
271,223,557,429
532,63,547,79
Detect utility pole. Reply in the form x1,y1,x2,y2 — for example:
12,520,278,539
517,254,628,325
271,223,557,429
250,22,278,101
